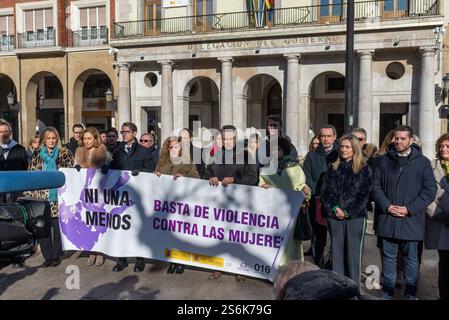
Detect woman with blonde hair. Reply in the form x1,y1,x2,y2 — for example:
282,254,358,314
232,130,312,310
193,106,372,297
155,136,199,274
320,134,373,284
74,127,112,266
25,127,74,268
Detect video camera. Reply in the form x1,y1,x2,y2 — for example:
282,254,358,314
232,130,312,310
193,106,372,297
0,171,65,264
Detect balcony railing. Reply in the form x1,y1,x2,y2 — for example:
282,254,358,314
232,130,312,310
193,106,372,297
72,27,109,47
114,0,439,39
17,29,56,49
0,35,14,52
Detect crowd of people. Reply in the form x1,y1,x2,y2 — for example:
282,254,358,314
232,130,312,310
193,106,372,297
0,115,448,300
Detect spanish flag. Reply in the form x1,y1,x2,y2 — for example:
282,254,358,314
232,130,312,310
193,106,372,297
265,0,275,10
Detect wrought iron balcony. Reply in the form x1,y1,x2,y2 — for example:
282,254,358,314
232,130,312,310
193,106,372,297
72,27,109,47
17,29,56,49
0,35,14,52
114,0,440,39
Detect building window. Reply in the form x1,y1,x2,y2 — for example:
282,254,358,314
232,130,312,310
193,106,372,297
326,76,345,92
0,15,14,48
79,6,107,40
144,72,158,88
24,8,54,40
145,0,162,35
194,0,213,32
319,0,343,23
386,62,405,80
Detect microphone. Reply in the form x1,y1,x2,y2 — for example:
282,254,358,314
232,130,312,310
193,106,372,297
0,171,66,193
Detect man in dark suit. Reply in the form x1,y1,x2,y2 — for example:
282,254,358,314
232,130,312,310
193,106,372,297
110,122,155,273
0,119,28,203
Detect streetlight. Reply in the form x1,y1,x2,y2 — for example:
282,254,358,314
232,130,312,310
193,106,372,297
7,92,21,111
105,89,116,110
442,73,449,115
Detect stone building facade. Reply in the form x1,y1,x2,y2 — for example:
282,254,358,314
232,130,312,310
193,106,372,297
111,0,447,158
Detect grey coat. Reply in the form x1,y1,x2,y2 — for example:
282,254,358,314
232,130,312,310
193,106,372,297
425,159,449,250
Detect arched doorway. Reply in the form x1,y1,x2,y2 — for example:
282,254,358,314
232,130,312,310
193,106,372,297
0,74,19,139
309,71,345,137
79,71,113,130
245,74,282,129
25,71,65,138
184,77,219,131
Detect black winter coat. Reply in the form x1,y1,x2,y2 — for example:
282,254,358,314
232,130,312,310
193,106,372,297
321,160,373,219
0,144,28,171
204,147,258,186
303,142,339,196
111,140,156,172
64,137,79,157
372,144,437,241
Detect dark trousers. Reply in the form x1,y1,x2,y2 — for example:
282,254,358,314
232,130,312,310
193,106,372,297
380,237,419,297
438,250,449,300
39,217,63,261
308,204,328,267
327,217,366,284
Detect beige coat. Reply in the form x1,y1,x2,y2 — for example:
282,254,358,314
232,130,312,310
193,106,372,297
425,159,449,250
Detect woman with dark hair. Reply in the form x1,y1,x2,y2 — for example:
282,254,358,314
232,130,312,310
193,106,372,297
425,133,449,300
155,136,200,274
25,127,74,268
309,136,320,152
74,127,112,266
321,134,372,284
259,136,311,265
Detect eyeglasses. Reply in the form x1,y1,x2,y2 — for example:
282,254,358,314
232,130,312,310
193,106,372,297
357,137,365,142
140,139,149,143
120,130,132,135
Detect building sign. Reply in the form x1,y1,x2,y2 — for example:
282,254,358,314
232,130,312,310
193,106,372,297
163,0,189,8
187,35,342,51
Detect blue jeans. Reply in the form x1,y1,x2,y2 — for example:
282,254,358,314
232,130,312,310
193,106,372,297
380,237,419,297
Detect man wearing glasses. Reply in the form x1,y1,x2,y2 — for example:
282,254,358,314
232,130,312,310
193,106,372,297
139,132,158,168
109,122,156,273
351,127,368,148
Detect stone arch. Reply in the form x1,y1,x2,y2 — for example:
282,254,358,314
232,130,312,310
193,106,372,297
243,73,282,129
24,71,64,143
309,70,346,137
73,68,114,130
183,76,220,132
0,73,19,139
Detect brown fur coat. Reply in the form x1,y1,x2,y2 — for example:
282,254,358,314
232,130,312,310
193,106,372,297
75,144,111,169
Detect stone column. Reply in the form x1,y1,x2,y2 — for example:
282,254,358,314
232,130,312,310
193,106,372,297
357,50,374,142
159,60,174,142
284,54,301,154
299,94,311,158
419,48,436,159
219,57,233,127
117,63,131,126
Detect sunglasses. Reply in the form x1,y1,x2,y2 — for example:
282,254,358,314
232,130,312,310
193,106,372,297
357,137,365,142
140,139,150,143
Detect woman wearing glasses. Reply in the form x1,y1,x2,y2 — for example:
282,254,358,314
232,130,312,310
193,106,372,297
320,134,373,285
